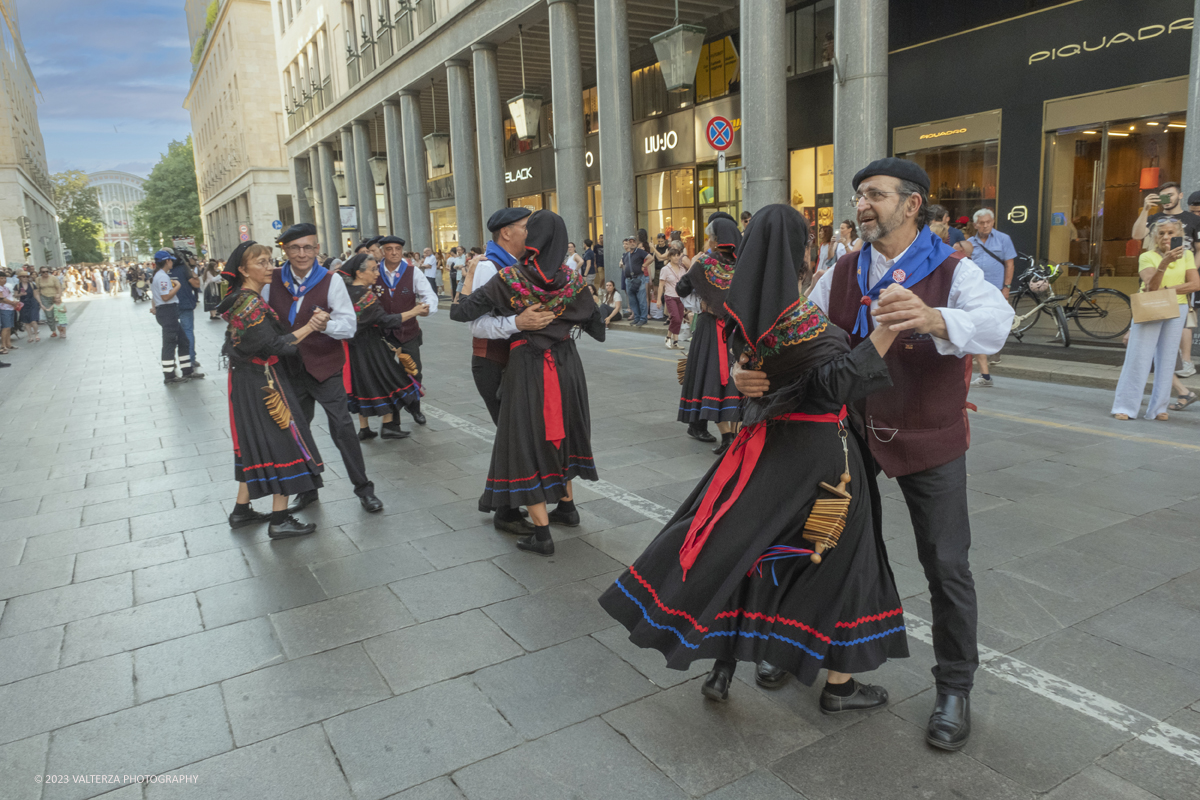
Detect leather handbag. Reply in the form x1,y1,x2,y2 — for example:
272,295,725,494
1131,288,1181,324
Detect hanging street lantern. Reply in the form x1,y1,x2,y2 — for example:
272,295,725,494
506,25,542,141
332,172,347,197
423,81,451,169
368,156,389,185
303,187,315,206
650,0,706,92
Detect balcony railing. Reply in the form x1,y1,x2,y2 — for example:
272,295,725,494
376,16,394,62
346,46,361,88
360,35,376,77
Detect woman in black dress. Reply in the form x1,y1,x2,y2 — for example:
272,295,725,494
599,205,909,713
218,241,328,540
339,253,422,440
677,214,742,455
450,210,605,556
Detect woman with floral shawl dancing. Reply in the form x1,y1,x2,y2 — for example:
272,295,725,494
677,214,743,455
598,205,909,712
218,241,328,539
450,210,606,556
340,253,423,440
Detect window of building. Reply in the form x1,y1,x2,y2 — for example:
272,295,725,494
583,86,598,134
694,37,739,104
697,161,742,227
637,168,696,244
788,144,835,252
587,184,603,243
632,64,691,121
785,0,835,77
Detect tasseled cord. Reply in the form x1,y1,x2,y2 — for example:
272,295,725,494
747,545,816,586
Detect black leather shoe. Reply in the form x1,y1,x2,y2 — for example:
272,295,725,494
701,661,735,702
288,490,318,513
358,427,378,441
409,410,427,425
819,680,889,715
516,534,555,556
712,434,734,457
381,423,410,439
755,661,790,689
268,515,316,539
359,493,384,513
228,506,270,529
926,693,970,750
494,514,534,535
547,506,580,527
687,426,717,444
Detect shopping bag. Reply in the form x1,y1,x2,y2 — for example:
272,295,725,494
1131,288,1180,324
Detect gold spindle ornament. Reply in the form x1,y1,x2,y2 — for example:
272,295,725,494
802,427,852,564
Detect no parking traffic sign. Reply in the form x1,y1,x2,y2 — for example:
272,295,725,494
706,116,734,152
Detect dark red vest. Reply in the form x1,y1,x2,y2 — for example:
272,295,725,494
374,260,421,344
267,268,344,383
826,250,971,478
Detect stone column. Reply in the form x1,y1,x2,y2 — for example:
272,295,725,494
317,141,343,256
472,42,506,223
1181,0,1200,192
594,0,635,253
309,149,328,247
549,0,587,243
740,0,788,212
293,153,315,226
352,120,379,237
446,59,482,249
383,99,411,242
340,126,360,240
399,89,433,251
832,0,888,217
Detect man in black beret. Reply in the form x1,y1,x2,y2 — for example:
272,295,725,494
735,156,1013,750
374,232,438,427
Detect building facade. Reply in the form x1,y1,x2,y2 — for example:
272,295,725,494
184,0,292,262
271,0,1200,284
0,0,62,267
86,171,146,263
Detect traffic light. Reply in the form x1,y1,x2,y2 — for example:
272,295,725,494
23,243,30,258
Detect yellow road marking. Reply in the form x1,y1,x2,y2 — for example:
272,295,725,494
976,408,1200,452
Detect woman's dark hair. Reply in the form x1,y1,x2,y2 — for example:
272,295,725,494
669,230,682,242
839,219,858,239
637,228,650,250
819,225,832,244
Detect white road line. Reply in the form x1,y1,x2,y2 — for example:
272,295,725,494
424,402,1200,768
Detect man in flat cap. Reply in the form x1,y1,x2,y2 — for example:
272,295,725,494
375,234,438,426
455,206,554,533
736,157,1012,750
264,222,384,513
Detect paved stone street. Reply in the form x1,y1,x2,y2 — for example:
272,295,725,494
2,294,1199,800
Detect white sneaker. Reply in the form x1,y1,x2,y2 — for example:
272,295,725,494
1176,361,1196,378
971,376,994,388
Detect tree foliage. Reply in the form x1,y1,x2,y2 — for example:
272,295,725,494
51,170,104,264
132,137,203,254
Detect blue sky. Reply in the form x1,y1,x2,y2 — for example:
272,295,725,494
17,0,196,178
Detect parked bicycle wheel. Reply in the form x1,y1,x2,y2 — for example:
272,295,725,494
1050,304,1071,347
1011,290,1043,334
1071,288,1132,339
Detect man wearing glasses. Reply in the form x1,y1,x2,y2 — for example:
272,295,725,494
261,222,384,514
736,158,1012,752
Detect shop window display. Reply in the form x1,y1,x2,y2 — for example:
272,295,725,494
788,144,835,257
900,141,998,227
694,37,740,104
785,0,835,77
637,168,696,251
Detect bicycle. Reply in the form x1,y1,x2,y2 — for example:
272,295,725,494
1008,255,1132,347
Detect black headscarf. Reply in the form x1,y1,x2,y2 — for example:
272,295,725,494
340,252,374,280
520,210,571,290
709,217,742,252
707,211,738,227
221,240,256,290
726,204,808,353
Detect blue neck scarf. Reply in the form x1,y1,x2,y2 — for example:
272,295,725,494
380,258,408,292
853,226,955,336
279,260,328,325
485,240,519,269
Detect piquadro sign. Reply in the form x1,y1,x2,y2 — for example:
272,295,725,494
1028,16,1192,65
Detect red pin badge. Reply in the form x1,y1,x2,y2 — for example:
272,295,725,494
891,268,907,283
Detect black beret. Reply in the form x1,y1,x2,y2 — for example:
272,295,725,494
852,157,930,193
1189,191,1200,206
377,235,406,246
487,207,532,233
278,222,318,244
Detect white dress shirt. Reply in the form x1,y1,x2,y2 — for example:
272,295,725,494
808,236,1014,357
382,260,440,316
422,255,439,278
260,263,357,340
468,258,520,340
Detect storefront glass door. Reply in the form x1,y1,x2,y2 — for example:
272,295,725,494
697,161,742,238
637,168,697,250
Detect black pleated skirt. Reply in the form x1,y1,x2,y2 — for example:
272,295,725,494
346,332,421,418
598,418,908,686
229,361,324,500
678,312,741,424
478,338,598,511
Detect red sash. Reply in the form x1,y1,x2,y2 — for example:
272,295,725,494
678,407,848,580
512,340,565,448
715,318,730,387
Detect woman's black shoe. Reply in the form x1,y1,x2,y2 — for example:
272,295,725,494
268,515,316,539
287,490,319,513
701,661,736,702
687,425,717,444
819,680,889,715
712,432,735,456
228,506,270,529
547,505,580,527
754,661,790,689
516,534,555,556
381,422,410,439
358,427,378,441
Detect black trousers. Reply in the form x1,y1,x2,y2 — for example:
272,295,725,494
291,367,374,497
471,355,505,424
398,332,423,414
155,304,192,377
881,453,978,696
